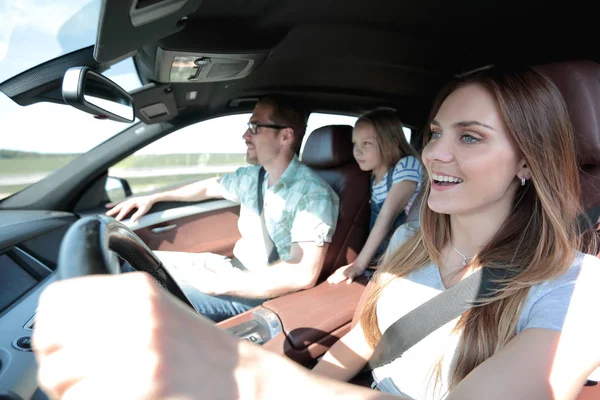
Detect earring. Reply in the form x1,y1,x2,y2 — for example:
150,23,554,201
521,176,526,186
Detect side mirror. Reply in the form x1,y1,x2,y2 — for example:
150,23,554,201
62,67,135,123
105,176,133,203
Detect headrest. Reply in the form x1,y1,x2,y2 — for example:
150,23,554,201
534,60,600,209
302,125,355,168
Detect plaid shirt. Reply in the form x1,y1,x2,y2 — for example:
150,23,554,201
219,156,339,270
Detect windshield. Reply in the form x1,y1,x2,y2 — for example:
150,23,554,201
0,0,101,82
0,0,142,201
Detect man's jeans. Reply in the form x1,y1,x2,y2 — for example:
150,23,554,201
123,251,266,323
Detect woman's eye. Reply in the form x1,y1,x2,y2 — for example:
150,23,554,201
430,131,442,139
461,134,481,144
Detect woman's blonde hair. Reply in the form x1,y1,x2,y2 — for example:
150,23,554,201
360,66,590,389
356,109,419,167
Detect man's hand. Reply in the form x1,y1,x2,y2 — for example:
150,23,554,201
33,273,248,399
327,262,366,285
105,195,156,222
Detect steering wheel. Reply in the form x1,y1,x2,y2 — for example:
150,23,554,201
58,215,195,310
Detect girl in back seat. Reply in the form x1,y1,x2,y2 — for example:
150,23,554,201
328,109,423,284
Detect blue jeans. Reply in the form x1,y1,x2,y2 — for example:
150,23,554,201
122,251,266,323
175,279,264,322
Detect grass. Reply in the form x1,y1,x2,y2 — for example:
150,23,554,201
0,151,247,200
0,152,246,175
0,156,79,174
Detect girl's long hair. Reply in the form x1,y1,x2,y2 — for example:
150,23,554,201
360,66,589,389
356,109,420,167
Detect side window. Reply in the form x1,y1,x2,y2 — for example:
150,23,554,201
300,112,412,156
106,114,251,202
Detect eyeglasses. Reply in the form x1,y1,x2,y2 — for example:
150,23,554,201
246,122,288,135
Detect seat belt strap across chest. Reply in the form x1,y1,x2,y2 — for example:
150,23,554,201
368,267,511,371
258,167,280,265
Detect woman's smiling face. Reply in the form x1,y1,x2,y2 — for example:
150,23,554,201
422,83,526,218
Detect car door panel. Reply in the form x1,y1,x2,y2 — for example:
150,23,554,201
126,199,241,257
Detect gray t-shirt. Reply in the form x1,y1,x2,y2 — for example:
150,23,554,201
373,224,600,399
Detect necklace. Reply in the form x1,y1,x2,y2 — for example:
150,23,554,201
451,243,473,267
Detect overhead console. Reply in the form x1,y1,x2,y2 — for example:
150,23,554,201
155,48,267,83
131,47,267,124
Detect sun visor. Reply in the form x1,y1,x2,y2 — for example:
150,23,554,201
94,0,205,63
154,48,267,83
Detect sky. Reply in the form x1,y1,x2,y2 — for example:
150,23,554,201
0,0,99,80
0,0,143,154
0,0,361,155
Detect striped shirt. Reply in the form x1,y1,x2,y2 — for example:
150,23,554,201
219,156,339,270
372,155,423,212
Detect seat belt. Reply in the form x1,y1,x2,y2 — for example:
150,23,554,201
367,267,511,371
258,167,280,265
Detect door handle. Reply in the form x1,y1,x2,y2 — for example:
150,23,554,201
151,224,177,234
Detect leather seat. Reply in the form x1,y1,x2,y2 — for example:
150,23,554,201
302,124,371,281
535,60,600,398
534,61,600,212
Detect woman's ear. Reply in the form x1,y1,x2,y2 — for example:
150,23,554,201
517,161,531,181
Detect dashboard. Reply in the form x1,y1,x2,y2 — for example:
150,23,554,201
0,210,77,400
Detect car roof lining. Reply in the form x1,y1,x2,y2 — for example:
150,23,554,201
2,0,598,129
107,0,600,127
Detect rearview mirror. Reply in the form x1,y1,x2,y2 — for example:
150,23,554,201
62,67,135,123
